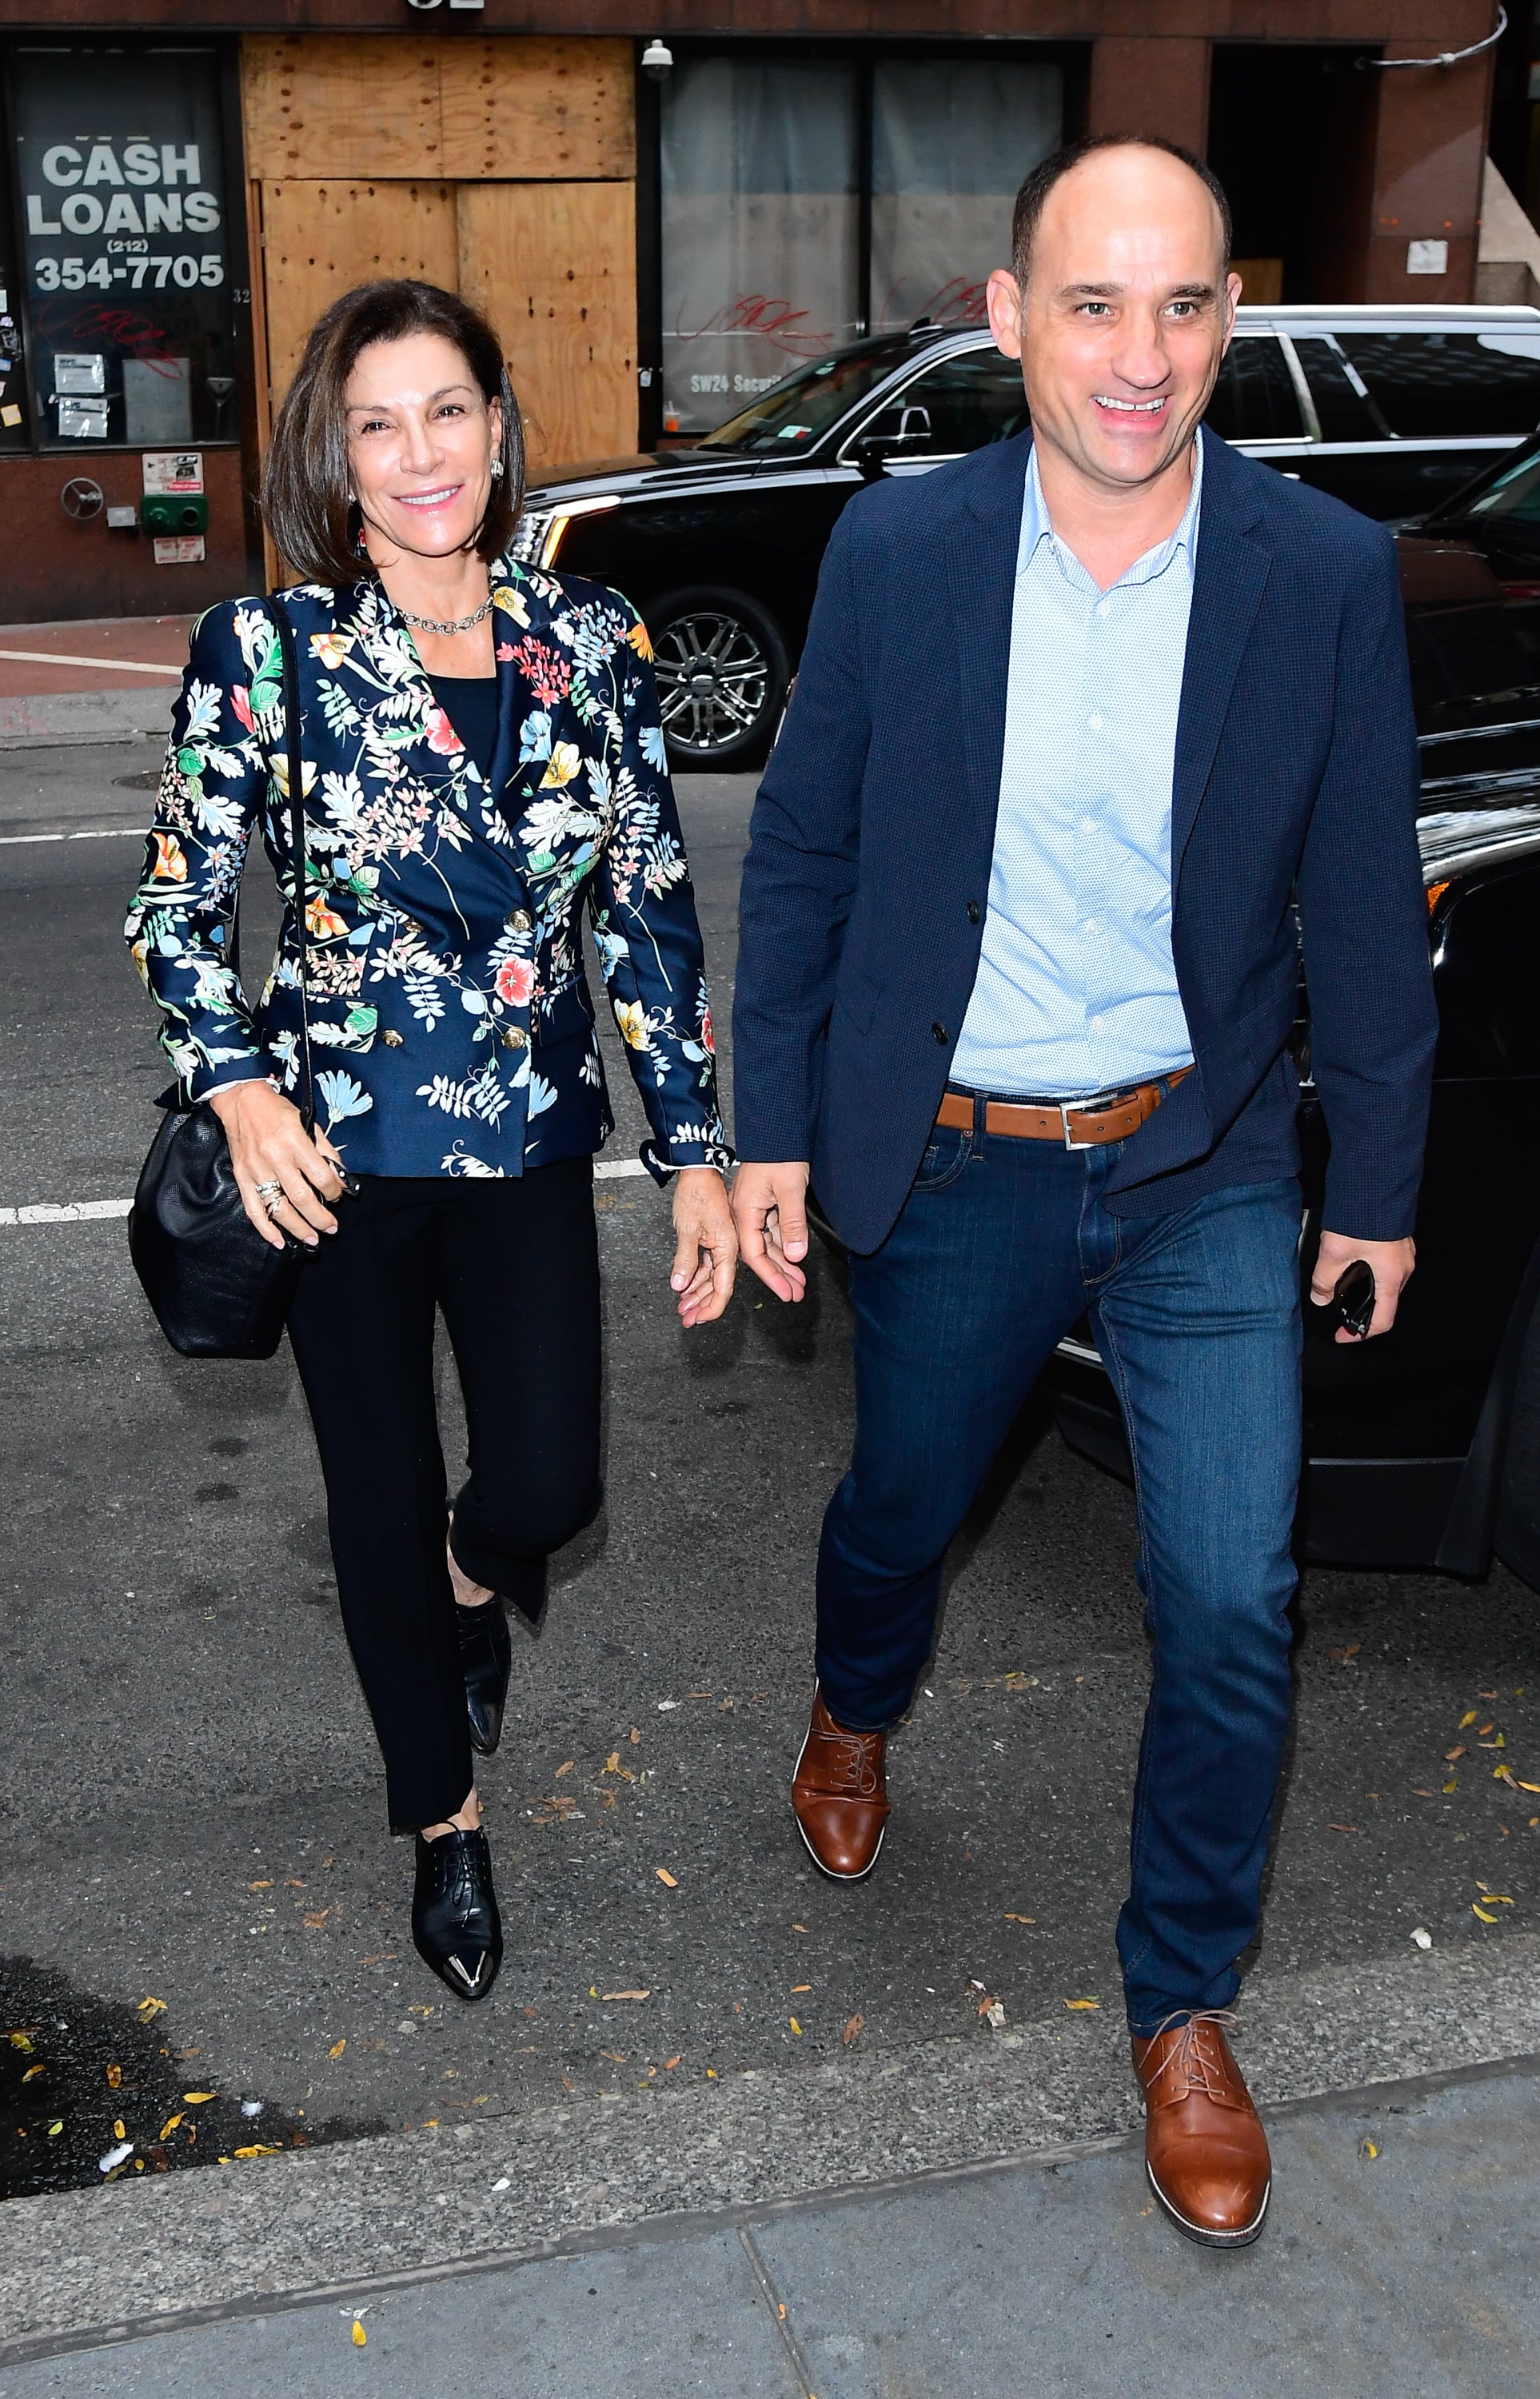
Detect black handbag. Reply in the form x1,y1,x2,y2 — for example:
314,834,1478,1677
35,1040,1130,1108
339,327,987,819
129,601,318,1359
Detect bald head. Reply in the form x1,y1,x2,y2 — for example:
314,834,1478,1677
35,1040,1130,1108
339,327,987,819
1013,135,1231,289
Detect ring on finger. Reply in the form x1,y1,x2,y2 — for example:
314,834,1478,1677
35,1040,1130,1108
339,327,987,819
254,1178,285,1218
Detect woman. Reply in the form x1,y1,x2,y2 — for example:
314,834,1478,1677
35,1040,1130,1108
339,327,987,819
126,280,736,2002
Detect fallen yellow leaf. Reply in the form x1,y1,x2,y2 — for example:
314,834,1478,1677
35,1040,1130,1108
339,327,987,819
601,1990,651,2002
329,2039,346,2059
656,1868,678,1888
7,2033,33,2052
1473,1903,1498,1923
159,2114,183,2140
46,2121,62,2137
137,1998,166,2021
789,2018,804,2035
183,2091,217,2105
1362,2139,1379,2159
1445,1746,1466,1762
1444,1780,1458,1793
792,1984,812,1994
1063,1998,1101,2010
353,2321,367,2348
1003,1914,1035,1924
233,2144,281,2158
106,2063,122,2088
113,2119,126,2141
21,2064,43,2083
1517,1780,1540,1794
1459,1711,1478,1729
604,1750,620,1772
249,1879,273,1890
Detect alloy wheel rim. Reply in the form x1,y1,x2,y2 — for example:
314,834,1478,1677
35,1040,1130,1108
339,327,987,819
653,609,771,754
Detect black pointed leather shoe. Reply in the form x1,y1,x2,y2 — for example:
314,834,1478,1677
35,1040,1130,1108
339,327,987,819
412,1826,503,2003
457,1597,512,1755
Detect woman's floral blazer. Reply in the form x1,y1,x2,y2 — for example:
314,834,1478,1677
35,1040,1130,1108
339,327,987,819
125,561,731,1181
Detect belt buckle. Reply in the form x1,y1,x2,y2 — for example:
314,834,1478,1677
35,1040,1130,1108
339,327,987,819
1060,1100,1095,1152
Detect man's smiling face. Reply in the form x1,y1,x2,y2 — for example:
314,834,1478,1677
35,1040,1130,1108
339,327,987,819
988,144,1240,495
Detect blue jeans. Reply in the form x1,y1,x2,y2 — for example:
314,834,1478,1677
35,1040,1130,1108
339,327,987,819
816,1096,1303,2034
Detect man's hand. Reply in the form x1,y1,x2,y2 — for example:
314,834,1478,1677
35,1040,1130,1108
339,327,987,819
669,1167,739,1327
732,1161,811,1303
1311,1229,1416,1343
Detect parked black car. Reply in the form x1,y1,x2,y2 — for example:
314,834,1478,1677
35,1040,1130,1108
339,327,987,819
513,305,1540,768
1047,534,1540,1587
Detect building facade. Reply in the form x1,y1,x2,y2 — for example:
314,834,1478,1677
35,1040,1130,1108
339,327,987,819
0,1,1506,621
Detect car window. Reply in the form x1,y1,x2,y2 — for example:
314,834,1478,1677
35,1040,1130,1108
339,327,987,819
1337,332,1540,440
1432,864,1540,1078
696,340,917,453
1202,336,1304,441
1406,598,1540,730
1460,443,1540,526
1291,337,1385,442
856,345,1030,453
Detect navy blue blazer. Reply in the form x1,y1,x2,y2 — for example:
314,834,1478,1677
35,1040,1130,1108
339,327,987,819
733,426,1438,1254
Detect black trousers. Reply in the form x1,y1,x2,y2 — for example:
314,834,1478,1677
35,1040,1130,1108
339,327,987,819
285,1162,602,1827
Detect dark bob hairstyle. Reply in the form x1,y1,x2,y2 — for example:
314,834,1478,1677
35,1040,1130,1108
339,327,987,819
261,279,524,587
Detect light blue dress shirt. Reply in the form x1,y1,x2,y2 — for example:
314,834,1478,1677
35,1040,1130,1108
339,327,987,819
951,439,1200,1100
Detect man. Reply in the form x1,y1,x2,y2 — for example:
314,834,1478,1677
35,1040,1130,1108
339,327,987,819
730,135,1437,2249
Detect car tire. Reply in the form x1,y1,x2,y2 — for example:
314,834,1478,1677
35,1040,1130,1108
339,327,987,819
646,586,789,772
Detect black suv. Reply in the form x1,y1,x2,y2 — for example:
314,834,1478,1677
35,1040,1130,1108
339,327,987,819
512,305,1540,768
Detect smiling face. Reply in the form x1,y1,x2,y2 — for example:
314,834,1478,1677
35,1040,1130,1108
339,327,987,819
987,145,1239,496
344,329,502,563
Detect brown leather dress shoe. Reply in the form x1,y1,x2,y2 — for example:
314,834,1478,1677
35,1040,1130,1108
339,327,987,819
791,1685,890,1878
1131,2010,1271,2247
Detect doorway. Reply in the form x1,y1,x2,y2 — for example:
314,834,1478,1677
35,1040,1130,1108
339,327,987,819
1207,44,1379,304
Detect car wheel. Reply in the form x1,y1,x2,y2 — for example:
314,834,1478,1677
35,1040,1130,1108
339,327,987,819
648,587,788,770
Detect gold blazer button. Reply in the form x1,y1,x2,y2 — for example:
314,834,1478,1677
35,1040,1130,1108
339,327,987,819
501,1028,529,1050
381,1028,404,1047
506,909,532,933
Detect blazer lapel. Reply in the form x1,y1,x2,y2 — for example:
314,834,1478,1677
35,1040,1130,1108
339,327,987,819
949,433,1033,852
1171,430,1272,872
485,564,531,818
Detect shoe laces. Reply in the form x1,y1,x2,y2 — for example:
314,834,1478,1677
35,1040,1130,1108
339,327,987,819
1143,2007,1240,2102
818,1725,882,1798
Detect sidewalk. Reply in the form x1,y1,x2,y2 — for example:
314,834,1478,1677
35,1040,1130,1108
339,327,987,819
0,613,190,746
1,2054,1535,2397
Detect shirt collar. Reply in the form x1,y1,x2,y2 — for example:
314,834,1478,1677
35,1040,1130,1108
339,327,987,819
1020,432,1203,589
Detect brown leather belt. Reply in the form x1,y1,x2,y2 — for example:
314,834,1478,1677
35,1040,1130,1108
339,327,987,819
936,1066,1191,1150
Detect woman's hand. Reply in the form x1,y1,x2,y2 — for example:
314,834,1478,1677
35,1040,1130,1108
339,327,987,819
669,1166,738,1327
209,1081,347,1251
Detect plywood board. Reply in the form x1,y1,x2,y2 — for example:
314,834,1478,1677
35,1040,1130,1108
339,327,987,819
242,35,632,185
243,37,444,181
439,38,634,181
260,180,460,412
457,181,637,474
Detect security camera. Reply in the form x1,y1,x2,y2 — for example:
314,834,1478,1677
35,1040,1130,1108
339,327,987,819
641,38,673,79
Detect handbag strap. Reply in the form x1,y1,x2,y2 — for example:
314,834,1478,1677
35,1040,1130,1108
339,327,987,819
268,600,316,1136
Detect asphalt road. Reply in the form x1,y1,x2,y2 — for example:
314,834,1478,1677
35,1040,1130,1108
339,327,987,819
3,740,1540,2206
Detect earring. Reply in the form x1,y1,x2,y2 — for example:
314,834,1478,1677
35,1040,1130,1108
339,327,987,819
490,460,503,477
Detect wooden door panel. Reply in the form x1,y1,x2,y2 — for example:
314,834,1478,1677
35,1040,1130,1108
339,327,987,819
260,180,459,411
243,37,442,181
457,182,637,476
439,38,633,180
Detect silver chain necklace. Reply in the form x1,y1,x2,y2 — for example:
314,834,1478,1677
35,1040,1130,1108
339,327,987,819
395,594,493,638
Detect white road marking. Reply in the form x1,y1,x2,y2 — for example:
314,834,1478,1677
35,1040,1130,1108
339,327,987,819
0,1157,652,1226
0,825,146,845
0,648,180,677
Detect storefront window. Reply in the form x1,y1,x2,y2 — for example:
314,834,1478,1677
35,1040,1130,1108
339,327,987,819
660,50,1065,437
0,140,26,453
11,46,236,449
660,57,860,436
868,61,1062,334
